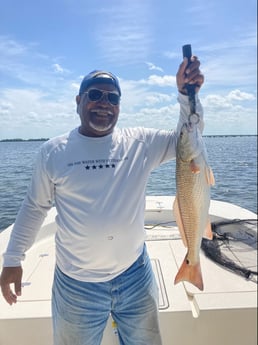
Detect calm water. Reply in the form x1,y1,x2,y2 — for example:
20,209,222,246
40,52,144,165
0,136,257,232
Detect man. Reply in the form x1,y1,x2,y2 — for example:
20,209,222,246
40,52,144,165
0,56,204,345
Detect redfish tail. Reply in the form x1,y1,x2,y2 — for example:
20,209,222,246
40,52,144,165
174,256,204,291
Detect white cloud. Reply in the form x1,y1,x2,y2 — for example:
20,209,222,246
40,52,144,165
140,74,177,87
0,88,79,139
0,36,72,90
226,90,255,101
202,89,256,108
0,31,256,138
145,93,174,105
71,82,80,91
0,35,27,56
200,89,257,135
146,62,164,73
119,103,180,130
118,83,257,135
93,1,153,64
163,51,180,60
200,28,257,91
1,80,256,138
52,63,64,73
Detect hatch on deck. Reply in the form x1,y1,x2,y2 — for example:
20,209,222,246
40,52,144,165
151,259,169,310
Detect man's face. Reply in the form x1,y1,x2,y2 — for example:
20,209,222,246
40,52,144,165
76,83,120,137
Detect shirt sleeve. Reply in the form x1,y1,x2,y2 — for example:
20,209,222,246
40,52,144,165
143,92,204,169
2,146,54,267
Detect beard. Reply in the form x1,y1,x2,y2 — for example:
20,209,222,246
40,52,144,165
88,109,115,132
89,120,113,132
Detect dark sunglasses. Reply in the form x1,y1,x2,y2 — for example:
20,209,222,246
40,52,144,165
84,88,120,106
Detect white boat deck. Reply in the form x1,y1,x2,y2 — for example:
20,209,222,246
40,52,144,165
0,196,257,345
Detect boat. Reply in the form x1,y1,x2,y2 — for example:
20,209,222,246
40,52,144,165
0,196,257,345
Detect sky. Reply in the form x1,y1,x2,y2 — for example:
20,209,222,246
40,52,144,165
0,0,257,139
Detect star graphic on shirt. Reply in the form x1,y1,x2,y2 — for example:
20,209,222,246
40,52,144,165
84,162,117,171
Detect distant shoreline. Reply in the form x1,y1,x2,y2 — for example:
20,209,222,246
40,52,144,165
0,134,257,142
0,138,49,142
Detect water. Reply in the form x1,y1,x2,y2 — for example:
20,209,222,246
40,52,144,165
0,136,257,232
147,136,258,213
0,141,42,232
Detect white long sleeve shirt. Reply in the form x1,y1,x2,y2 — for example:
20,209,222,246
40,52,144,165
3,93,203,282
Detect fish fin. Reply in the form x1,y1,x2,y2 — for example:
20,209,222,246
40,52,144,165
206,166,215,186
174,255,204,291
203,219,213,240
173,197,187,247
190,159,200,174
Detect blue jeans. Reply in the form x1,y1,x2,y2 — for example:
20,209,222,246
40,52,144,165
52,245,162,345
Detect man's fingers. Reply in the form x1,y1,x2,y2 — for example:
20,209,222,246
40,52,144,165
177,58,188,77
14,278,22,296
176,58,189,91
188,73,204,86
0,266,23,305
1,284,17,305
176,55,204,93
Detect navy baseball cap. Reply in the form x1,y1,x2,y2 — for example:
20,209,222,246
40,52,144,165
79,70,121,96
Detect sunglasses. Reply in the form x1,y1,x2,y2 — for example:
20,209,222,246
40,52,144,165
83,88,120,106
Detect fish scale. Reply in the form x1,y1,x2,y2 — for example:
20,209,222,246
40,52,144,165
176,158,210,264
173,122,215,290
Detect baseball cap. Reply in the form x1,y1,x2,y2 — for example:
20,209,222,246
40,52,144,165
79,70,121,96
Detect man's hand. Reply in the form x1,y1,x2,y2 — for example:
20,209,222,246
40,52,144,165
0,266,23,305
176,56,204,95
